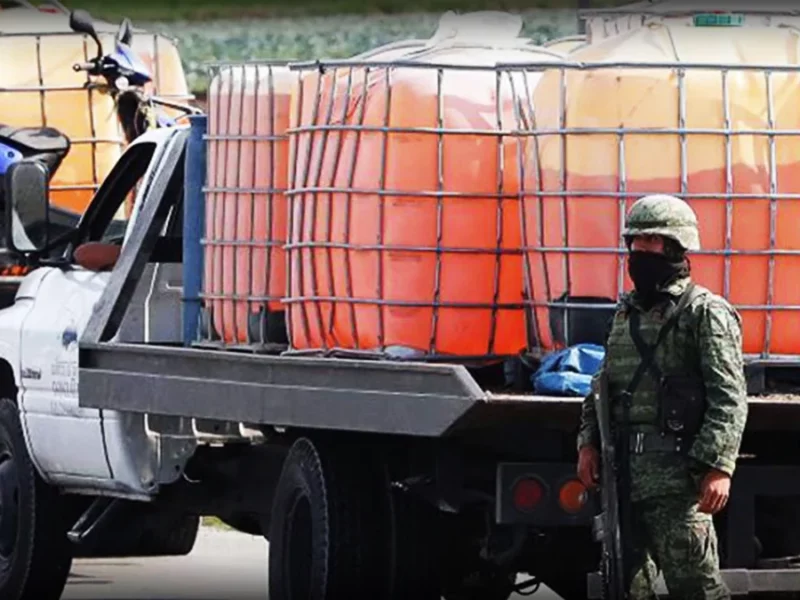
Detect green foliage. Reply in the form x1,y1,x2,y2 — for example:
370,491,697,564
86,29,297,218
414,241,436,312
65,0,630,22
140,10,581,93
201,516,234,530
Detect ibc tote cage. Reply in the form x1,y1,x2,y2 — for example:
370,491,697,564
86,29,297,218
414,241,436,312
197,54,555,363
198,60,296,350
0,0,193,198
194,55,800,371
496,58,800,368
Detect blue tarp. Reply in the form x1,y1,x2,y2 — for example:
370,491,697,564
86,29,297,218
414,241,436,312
531,343,606,397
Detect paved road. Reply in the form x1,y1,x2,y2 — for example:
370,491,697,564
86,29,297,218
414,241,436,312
62,526,563,600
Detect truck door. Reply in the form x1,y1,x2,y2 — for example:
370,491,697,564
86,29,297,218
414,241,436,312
19,139,162,484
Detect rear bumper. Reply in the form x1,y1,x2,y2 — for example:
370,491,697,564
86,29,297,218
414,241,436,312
588,569,800,597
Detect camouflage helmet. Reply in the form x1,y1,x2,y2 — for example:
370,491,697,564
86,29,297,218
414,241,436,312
622,194,700,251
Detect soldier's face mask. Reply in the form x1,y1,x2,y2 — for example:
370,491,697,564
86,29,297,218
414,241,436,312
627,250,687,296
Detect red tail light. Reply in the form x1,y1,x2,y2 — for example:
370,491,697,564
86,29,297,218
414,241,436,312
512,477,545,512
558,479,589,514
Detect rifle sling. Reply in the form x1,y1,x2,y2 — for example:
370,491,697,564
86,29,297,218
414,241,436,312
625,282,698,400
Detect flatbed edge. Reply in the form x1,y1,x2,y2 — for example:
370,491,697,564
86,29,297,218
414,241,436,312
78,341,489,437
78,342,800,436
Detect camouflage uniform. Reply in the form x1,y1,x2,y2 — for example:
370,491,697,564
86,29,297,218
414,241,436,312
577,195,748,599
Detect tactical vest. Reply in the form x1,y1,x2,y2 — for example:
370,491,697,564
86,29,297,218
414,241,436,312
605,283,708,453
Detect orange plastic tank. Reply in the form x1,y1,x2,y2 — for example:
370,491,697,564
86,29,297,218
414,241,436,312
203,63,294,346
0,6,191,220
286,13,567,359
521,22,800,357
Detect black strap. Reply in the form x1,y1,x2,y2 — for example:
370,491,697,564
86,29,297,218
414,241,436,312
624,283,699,398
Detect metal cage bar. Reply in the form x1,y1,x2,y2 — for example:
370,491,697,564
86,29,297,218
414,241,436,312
765,70,778,360
343,66,369,350
197,62,294,350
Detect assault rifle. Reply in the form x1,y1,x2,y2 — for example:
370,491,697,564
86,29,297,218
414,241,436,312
593,369,629,599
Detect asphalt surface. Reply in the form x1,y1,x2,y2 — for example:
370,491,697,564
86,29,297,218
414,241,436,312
62,526,564,600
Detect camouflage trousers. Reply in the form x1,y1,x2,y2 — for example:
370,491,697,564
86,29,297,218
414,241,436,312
628,494,730,600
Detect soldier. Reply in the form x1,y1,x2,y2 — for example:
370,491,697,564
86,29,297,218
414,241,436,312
576,194,748,599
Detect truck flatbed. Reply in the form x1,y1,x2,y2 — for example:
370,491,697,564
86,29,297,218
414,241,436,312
73,124,800,439
79,341,800,437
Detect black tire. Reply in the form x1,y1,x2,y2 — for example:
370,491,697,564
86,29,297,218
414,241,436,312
0,397,73,600
267,437,390,600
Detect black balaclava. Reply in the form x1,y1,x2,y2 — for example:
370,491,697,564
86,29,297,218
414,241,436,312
626,238,690,307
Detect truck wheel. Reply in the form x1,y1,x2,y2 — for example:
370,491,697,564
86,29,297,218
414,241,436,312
267,437,389,600
0,397,72,600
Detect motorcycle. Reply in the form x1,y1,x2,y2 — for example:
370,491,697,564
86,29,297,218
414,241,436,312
68,9,200,143
0,124,75,248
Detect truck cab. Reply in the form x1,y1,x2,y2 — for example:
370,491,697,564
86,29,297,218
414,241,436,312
0,125,199,600
0,125,189,496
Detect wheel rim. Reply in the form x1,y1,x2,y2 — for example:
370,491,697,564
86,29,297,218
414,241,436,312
283,491,312,600
0,445,19,567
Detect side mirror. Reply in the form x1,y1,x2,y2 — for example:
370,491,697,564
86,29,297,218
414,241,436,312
117,18,133,46
4,161,50,254
69,10,102,58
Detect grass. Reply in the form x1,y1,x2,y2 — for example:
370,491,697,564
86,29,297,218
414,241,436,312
201,516,234,530
64,0,634,22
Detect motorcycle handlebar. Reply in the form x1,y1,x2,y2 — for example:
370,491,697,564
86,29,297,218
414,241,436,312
72,62,96,73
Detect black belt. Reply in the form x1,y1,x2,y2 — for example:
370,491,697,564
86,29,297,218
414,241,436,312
627,431,690,455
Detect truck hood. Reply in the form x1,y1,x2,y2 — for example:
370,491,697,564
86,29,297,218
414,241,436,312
15,267,53,300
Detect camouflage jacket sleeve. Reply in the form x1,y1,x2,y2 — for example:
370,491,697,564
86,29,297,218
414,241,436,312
576,362,602,451
687,297,748,477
